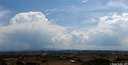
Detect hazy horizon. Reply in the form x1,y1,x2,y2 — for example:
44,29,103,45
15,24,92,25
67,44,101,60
0,0,128,51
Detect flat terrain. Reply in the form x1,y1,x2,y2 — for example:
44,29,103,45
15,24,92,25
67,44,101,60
45,61,80,65
0,50,128,65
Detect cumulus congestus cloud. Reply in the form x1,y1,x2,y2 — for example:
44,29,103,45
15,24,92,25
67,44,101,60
0,12,66,51
0,11,128,51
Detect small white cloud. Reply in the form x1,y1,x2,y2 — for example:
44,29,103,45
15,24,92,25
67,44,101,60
91,18,96,22
99,16,109,22
107,0,128,9
0,7,10,18
82,0,88,3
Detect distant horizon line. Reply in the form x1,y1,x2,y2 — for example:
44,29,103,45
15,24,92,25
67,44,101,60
1,49,128,52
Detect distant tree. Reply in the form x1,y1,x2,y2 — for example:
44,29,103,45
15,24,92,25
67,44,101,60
16,61,24,65
0,59,7,65
115,57,128,61
21,57,24,60
0,62,7,65
76,58,82,62
26,62,40,65
36,58,39,60
81,58,110,65
46,62,49,65
41,59,47,63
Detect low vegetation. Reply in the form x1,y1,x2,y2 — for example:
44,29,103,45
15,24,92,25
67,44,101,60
0,50,128,65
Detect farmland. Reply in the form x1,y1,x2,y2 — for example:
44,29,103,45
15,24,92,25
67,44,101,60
0,50,128,65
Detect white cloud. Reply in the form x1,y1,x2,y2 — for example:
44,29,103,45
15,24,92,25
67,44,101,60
69,12,128,50
0,11,66,51
82,0,88,3
0,7,10,18
107,0,128,10
91,18,96,22
1,11,128,51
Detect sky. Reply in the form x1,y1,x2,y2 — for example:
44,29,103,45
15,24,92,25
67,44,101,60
0,0,128,51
